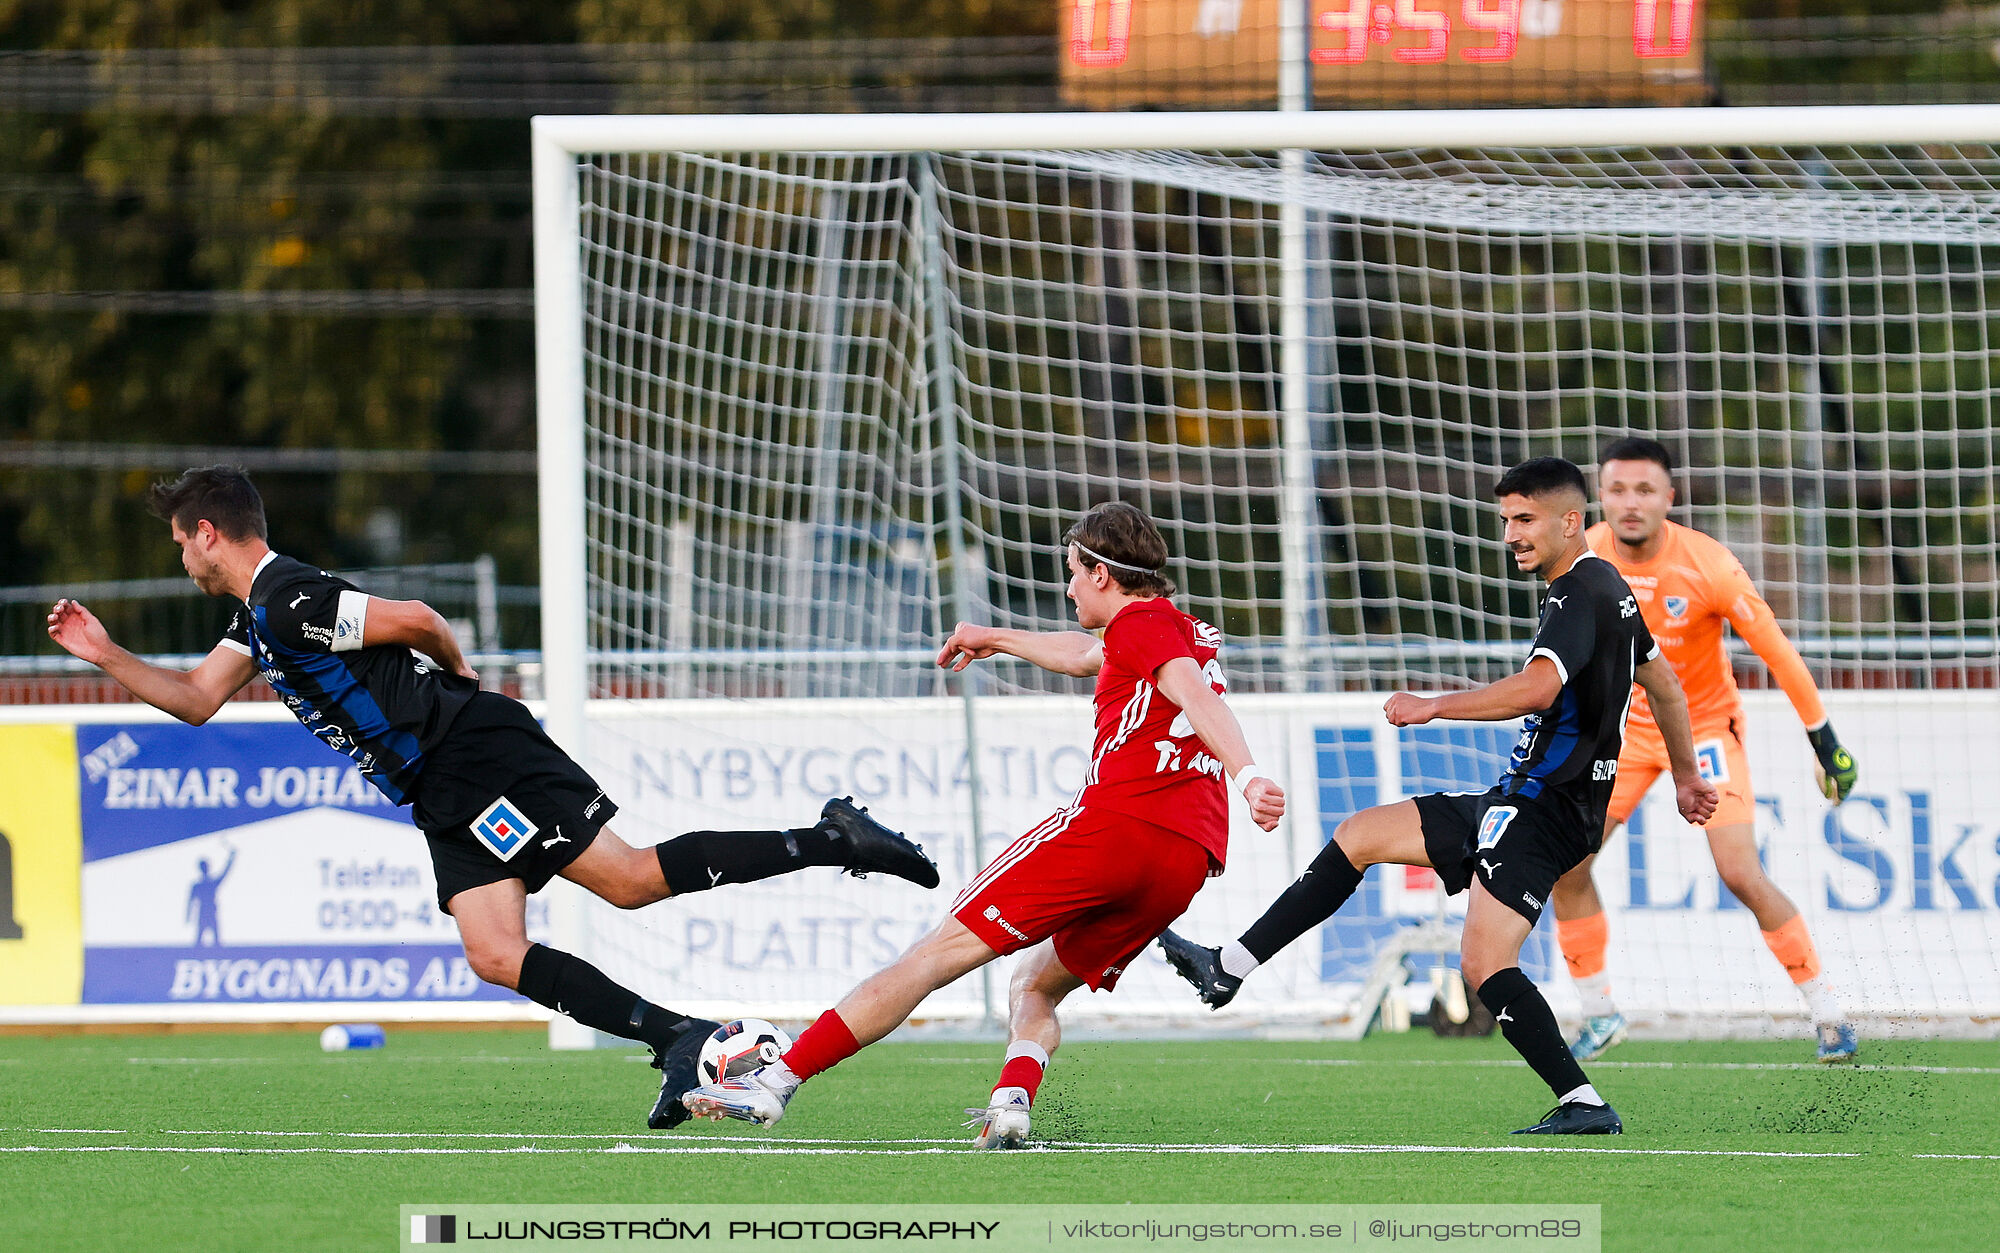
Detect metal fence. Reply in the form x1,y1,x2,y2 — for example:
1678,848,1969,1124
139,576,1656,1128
0,559,542,705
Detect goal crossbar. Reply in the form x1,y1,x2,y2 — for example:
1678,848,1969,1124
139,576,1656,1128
531,104,2000,157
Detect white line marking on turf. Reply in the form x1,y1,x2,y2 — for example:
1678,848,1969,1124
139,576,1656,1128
1913,1154,2000,1160
910,1056,2000,1077
125,1056,555,1065
106,1055,2000,1076
1175,1058,2000,1077
0,1141,1866,1159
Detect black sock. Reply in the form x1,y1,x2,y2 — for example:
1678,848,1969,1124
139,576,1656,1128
654,826,838,896
1477,967,1590,1100
1238,837,1366,964
516,943,696,1051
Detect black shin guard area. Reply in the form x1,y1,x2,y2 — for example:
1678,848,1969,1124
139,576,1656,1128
516,943,685,1050
1240,837,1365,963
1478,967,1588,1098
654,827,834,896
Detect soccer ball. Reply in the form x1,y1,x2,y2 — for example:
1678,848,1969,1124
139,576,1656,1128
696,1018,792,1085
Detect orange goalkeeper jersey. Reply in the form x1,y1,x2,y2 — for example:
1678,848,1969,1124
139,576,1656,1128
1585,520,1826,743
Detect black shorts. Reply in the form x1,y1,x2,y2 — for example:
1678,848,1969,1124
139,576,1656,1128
1414,788,1595,925
408,692,620,912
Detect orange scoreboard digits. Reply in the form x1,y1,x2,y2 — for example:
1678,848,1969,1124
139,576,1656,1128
1059,0,1707,107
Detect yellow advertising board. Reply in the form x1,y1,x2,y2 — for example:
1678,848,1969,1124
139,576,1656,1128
0,724,82,1004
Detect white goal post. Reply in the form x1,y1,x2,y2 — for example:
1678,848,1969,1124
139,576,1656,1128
534,106,2000,1049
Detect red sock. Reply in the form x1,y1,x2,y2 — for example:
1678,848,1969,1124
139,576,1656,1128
994,1041,1049,1102
780,1009,861,1081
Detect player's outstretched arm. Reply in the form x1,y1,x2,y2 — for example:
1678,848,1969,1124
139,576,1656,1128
1155,657,1285,830
935,622,1102,678
1383,656,1563,727
47,598,257,724
1719,563,1858,799
362,597,478,681
1635,654,1720,825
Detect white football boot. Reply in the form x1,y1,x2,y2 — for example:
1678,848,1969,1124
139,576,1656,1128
683,1065,794,1128
963,1085,1032,1150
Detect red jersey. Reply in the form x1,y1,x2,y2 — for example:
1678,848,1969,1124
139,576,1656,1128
1077,597,1230,867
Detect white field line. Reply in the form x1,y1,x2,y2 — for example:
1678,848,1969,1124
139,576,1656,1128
904,1057,2000,1077
124,1056,557,1065
0,1140,1871,1159
85,1055,1999,1076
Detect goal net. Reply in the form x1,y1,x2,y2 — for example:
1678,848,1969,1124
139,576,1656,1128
533,108,2000,1044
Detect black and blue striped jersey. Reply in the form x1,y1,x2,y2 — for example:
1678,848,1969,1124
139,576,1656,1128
1498,551,1659,833
221,553,477,804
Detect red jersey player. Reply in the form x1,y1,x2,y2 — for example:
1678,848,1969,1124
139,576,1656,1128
681,502,1286,1145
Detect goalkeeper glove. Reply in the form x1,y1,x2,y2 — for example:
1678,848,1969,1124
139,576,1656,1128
1806,721,1858,801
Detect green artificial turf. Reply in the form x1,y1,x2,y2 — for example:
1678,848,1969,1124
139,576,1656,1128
1,1028,1994,1251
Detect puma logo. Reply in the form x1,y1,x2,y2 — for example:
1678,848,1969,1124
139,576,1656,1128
1545,595,1567,608
290,592,311,608
708,867,724,888
1496,1009,1513,1024
1479,858,1502,877
542,829,571,850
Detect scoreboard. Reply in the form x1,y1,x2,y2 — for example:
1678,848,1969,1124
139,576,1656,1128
1059,0,1708,108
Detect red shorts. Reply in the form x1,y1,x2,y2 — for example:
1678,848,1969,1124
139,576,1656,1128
951,805,1213,991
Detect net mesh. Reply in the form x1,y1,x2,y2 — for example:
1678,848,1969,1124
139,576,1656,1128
555,135,2000,1033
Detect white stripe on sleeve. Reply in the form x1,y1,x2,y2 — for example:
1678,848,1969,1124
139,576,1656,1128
1529,646,1570,685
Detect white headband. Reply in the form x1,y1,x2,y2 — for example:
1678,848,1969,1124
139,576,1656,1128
1071,540,1161,576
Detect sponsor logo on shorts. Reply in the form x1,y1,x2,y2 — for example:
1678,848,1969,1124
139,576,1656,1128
1695,739,1729,784
1522,891,1543,911
982,904,1029,942
1476,806,1518,852
471,796,538,862
1102,964,1124,979
584,793,605,821
300,623,334,647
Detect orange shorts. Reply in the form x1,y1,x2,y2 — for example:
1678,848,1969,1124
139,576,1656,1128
1610,720,1756,830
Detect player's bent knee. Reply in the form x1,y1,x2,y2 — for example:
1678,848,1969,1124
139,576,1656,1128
462,941,528,989
607,876,660,911
1332,814,1385,867
593,848,667,910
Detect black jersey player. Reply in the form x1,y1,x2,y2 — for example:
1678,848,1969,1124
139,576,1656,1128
48,466,939,1129
1160,457,1719,1134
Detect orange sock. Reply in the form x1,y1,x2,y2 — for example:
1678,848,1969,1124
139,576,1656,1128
1761,915,1823,984
1557,912,1610,981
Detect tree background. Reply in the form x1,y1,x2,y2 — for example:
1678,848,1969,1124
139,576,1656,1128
0,0,1988,649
